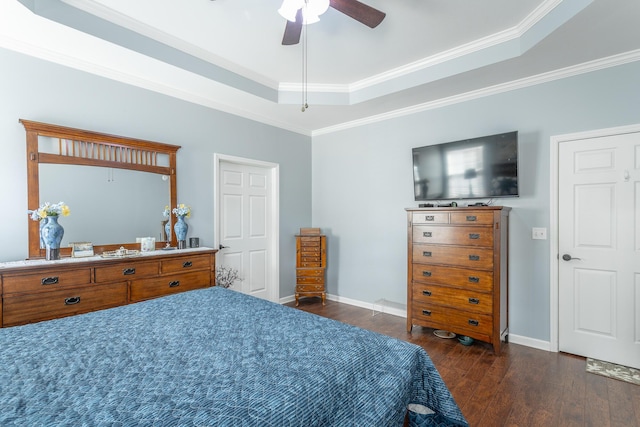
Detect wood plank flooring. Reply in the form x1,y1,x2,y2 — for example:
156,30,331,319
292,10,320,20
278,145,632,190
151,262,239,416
287,298,640,427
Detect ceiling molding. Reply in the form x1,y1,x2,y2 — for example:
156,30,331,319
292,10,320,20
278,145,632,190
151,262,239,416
312,49,640,137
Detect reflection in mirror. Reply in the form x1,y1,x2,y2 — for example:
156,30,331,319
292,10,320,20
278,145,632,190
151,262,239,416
39,164,170,247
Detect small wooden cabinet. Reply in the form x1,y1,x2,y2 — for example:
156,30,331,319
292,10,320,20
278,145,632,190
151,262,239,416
0,248,216,327
295,229,326,306
406,207,510,353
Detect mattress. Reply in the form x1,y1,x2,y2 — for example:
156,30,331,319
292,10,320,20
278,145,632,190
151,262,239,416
0,286,467,426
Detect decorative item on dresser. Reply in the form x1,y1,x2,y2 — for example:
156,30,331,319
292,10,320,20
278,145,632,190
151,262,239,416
406,206,510,354
0,247,216,327
295,227,327,306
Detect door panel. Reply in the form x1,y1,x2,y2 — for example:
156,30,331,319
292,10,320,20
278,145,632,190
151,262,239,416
217,159,275,301
558,132,640,369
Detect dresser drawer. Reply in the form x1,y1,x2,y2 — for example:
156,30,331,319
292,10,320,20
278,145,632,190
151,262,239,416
297,268,324,277
3,269,92,294
450,211,494,225
413,302,493,338
412,212,449,224
3,282,127,326
161,254,211,274
412,283,492,314
296,276,325,285
95,260,159,283
413,225,493,247
411,264,493,291
296,284,325,292
129,270,210,302
412,244,493,269
300,236,321,245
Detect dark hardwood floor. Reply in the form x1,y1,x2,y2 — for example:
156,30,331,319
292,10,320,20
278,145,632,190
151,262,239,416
287,298,640,427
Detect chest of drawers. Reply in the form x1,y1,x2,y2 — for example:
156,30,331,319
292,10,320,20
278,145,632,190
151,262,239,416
406,207,510,353
0,248,216,327
295,230,327,306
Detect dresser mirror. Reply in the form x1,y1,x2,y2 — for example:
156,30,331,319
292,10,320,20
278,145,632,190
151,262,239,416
22,119,180,259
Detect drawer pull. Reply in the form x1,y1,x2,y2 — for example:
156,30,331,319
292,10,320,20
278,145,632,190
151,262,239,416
425,215,434,221
123,268,136,275
466,215,477,221
422,251,432,257
468,319,479,327
422,310,432,316
468,276,480,283
64,296,81,305
469,233,480,239
469,255,480,261
469,298,480,304
41,276,59,285
182,261,193,268
422,271,432,277
423,232,432,238
422,290,432,296
169,280,180,288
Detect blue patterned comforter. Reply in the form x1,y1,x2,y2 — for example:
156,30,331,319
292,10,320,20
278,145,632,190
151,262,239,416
0,287,467,426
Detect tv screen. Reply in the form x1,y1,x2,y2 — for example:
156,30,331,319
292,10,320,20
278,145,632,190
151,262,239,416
412,131,519,201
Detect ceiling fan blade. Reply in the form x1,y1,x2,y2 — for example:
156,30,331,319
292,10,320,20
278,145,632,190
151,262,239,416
330,0,386,28
282,9,303,45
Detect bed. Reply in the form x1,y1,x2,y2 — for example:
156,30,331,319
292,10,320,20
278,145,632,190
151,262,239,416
0,287,468,426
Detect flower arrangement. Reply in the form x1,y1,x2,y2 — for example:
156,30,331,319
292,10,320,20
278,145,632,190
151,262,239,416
172,203,191,218
215,266,241,288
29,201,70,221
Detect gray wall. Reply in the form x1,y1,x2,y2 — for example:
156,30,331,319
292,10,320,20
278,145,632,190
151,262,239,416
311,61,640,343
0,48,312,297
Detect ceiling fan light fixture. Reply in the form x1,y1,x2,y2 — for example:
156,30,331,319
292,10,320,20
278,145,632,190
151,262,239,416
278,0,304,22
302,11,320,25
305,0,330,17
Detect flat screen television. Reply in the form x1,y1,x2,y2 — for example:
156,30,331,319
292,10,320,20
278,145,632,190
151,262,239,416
412,131,519,201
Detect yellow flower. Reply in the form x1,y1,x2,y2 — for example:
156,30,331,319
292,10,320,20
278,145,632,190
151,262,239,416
61,205,71,216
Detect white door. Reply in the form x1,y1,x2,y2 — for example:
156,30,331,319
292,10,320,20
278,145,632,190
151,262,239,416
558,131,640,369
214,154,279,302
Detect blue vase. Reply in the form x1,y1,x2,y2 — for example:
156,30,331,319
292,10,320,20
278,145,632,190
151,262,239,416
164,220,171,242
174,215,188,249
41,215,64,260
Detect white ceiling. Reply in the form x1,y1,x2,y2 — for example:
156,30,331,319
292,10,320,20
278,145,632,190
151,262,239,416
3,0,640,135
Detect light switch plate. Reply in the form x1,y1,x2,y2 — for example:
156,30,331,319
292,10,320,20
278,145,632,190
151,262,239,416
532,227,547,240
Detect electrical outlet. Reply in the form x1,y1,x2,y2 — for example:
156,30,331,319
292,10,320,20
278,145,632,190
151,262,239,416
532,227,547,240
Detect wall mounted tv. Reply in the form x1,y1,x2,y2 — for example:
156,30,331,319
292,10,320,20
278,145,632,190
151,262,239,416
412,131,519,201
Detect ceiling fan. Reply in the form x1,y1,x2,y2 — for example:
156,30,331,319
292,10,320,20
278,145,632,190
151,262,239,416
281,0,386,45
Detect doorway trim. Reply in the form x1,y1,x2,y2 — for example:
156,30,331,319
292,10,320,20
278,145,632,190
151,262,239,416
549,123,640,353
213,153,280,302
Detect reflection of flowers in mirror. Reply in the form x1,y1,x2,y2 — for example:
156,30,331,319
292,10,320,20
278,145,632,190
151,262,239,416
29,201,70,221
172,204,191,218
162,205,170,218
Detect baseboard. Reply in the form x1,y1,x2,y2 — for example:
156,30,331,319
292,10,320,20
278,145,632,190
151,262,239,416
280,293,554,352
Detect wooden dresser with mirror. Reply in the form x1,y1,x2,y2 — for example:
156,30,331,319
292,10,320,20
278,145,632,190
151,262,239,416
0,120,216,328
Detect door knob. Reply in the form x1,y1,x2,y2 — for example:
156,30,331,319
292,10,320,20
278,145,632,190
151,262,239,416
219,244,229,250
562,254,581,261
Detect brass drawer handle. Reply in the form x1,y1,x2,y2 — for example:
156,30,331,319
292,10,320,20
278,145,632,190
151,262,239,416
64,296,80,305
123,268,136,275
468,319,479,327
468,276,480,283
423,232,432,237
169,280,180,288
182,261,193,268
466,215,477,221
469,298,480,304
422,251,432,257
469,255,480,261
41,276,59,285
422,309,432,316
422,290,432,296
422,271,432,277
425,215,434,221
469,233,480,239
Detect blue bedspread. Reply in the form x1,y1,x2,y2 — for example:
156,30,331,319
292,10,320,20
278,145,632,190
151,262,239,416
0,287,467,426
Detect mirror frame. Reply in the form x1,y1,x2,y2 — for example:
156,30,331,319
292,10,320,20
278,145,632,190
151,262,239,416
22,119,181,259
